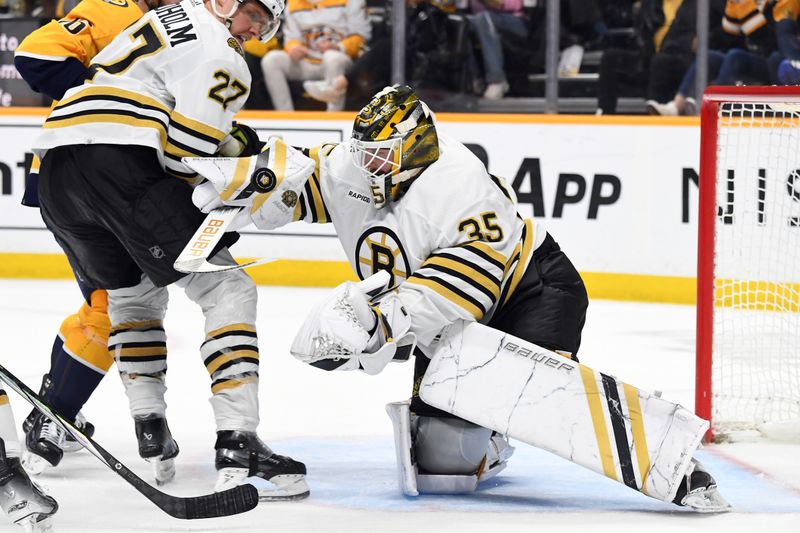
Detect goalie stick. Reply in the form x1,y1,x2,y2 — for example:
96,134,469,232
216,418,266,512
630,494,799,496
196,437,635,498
0,363,259,520
174,206,274,274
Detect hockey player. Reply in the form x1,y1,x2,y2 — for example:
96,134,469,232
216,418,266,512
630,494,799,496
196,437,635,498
185,84,731,511
13,0,183,476
30,0,311,500
289,85,729,511
0,390,57,532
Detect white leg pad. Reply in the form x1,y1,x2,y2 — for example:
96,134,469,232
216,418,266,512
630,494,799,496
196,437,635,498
419,320,708,503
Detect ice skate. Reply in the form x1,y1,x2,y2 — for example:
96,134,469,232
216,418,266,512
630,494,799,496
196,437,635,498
22,374,95,455
134,415,179,486
672,459,731,513
1,442,57,533
214,431,309,501
21,412,65,476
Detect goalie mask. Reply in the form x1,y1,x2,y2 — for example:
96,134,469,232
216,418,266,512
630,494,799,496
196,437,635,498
350,85,439,209
210,0,285,43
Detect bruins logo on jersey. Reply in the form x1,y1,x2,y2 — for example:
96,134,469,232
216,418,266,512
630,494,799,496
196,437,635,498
355,226,411,288
227,37,244,57
281,190,298,208
251,168,276,193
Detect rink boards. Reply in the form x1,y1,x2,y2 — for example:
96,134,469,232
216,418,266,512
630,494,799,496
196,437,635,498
0,110,709,303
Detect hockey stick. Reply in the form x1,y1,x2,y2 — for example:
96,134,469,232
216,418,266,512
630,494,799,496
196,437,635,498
174,206,274,274
0,363,259,520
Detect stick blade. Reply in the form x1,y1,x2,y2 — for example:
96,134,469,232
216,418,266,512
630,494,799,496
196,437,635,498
181,484,260,519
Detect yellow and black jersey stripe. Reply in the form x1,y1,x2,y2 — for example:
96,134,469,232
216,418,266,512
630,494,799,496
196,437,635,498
407,240,508,321
498,217,536,308
42,86,226,182
165,111,226,181
297,144,335,223
0,389,8,405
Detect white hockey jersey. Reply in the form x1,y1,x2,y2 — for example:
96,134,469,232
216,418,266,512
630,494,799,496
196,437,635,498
296,135,548,350
32,0,251,182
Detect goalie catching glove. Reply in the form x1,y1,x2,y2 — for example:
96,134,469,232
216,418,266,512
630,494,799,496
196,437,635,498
184,137,315,231
291,270,417,375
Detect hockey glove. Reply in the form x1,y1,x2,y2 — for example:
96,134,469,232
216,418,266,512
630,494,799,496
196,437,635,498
218,122,265,157
291,270,416,375
184,137,315,230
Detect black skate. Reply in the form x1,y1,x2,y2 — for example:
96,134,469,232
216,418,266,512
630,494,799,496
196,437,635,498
22,374,95,454
134,416,179,486
672,459,731,513
0,440,57,532
22,412,66,475
214,431,309,501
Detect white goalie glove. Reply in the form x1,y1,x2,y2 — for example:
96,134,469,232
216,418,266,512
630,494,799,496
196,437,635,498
183,137,315,231
291,270,417,375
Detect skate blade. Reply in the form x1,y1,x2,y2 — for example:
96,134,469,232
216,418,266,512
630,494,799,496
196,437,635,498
17,514,54,533
61,439,83,454
146,456,175,486
246,475,310,502
21,452,52,476
682,487,732,513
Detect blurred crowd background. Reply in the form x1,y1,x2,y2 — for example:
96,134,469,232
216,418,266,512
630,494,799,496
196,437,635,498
4,0,800,114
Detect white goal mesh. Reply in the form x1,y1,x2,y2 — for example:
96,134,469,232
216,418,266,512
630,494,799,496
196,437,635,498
710,100,800,440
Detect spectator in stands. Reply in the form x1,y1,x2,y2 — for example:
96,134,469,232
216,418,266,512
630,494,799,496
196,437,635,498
596,0,726,115
648,0,800,115
261,0,371,111
243,37,281,109
467,0,530,100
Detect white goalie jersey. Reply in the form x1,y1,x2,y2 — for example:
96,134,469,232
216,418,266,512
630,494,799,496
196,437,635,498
297,134,548,350
33,0,251,182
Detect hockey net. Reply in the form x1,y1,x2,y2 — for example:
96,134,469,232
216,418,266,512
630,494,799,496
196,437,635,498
697,86,800,442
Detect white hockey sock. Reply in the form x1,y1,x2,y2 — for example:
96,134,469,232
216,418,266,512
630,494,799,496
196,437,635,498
0,390,21,457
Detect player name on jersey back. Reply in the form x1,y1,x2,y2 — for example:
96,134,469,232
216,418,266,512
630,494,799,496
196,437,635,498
155,3,197,47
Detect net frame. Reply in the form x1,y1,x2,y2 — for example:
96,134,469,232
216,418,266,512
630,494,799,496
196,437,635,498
697,86,800,442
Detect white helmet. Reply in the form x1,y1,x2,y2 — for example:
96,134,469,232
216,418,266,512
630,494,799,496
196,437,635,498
210,0,285,43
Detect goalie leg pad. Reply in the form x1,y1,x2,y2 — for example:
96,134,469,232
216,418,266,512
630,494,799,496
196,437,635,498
386,401,513,495
419,320,709,504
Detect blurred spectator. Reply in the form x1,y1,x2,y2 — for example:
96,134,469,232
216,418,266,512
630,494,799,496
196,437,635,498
596,0,725,115
648,0,800,115
467,0,530,100
242,37,281,109
262,0,371,111
303,36,391,110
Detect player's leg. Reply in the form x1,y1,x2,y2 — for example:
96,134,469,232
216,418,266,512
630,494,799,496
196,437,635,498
107,277,178,486
23,278,112,473
176,249,309,501
0,391,57,532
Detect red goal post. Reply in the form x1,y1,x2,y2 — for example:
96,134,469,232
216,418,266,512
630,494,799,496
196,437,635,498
697,86,800,442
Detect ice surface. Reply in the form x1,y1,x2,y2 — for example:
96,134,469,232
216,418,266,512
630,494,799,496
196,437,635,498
0,280,798,532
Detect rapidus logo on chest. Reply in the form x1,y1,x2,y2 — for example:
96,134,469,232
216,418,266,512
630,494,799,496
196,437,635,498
348,190,371,204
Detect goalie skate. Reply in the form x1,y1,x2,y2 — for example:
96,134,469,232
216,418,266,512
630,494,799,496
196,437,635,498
214,431,309,501
0,444,57,533
672,459,731,513
134,416,179,486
